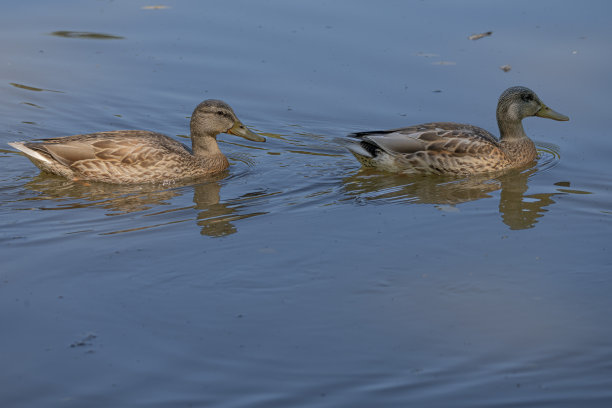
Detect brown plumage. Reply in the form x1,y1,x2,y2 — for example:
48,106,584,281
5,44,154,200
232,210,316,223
8,99,265,184
342,86,569,175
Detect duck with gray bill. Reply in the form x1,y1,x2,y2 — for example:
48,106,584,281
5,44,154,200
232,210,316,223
341,86,569,175
8,99,265,184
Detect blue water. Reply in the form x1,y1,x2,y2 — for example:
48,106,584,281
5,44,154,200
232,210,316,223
1,1,611,407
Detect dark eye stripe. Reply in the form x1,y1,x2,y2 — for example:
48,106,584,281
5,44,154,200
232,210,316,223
216,110,233,119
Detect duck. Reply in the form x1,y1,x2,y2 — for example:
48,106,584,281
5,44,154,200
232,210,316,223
8,99,265,184
341,86,569,175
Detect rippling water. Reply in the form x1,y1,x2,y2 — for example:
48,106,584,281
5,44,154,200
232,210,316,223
1,1,611,407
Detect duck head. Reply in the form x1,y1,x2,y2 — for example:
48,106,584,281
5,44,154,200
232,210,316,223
190,99,265,142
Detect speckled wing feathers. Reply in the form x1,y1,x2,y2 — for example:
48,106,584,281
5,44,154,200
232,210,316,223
20,131,205,183
347,122,513,175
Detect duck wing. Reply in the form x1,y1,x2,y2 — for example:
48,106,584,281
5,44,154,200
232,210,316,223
348,122,499,156
25,130,188,168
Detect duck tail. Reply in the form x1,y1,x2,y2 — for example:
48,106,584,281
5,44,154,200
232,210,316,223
8,141,52,164
335,137,377,159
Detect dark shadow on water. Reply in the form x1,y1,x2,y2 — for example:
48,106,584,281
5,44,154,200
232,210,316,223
22,173,184,214
19,173,267,237
192,182,267,237
497,170,554,230
341,163,586,230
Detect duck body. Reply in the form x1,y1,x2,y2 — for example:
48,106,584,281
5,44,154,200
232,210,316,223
343,87,568,175
9,99,265,184
9,130,228,184
346,122,536,175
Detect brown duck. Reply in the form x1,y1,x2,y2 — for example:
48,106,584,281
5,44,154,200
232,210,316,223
8,99,265,184
342,86,569,175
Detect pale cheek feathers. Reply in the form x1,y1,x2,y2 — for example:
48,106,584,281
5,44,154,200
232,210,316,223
507,105,522,121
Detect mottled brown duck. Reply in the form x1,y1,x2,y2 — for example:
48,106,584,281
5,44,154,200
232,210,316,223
8,99,265,184
342,86,569,175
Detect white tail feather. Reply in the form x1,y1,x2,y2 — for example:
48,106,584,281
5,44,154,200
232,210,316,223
8,142,51,164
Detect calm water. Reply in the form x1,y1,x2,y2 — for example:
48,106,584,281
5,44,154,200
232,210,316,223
1,1,611,407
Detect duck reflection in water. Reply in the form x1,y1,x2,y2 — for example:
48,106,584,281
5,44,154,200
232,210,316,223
21,172,267,237
341,163,574,230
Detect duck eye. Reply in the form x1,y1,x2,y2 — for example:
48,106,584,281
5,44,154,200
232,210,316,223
521,93,534,102
216,111,224,116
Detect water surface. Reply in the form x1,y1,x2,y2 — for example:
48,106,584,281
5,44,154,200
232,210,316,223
1,1,611,407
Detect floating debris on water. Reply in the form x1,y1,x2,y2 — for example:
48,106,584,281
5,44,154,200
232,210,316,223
141,5,170,10
69,333,97,348
500,65,512,72
49,31,124,40
10,82,64,93
21,102,44,109
415,52,440,58
468,31,493,40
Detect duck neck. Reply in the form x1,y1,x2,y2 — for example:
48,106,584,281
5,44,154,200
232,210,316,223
191,132,229,168
497,118,536,163
190,130,222,156
497,115,527,141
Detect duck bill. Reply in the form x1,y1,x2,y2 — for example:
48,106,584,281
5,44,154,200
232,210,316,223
536,104,569,121
227,121,266,142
